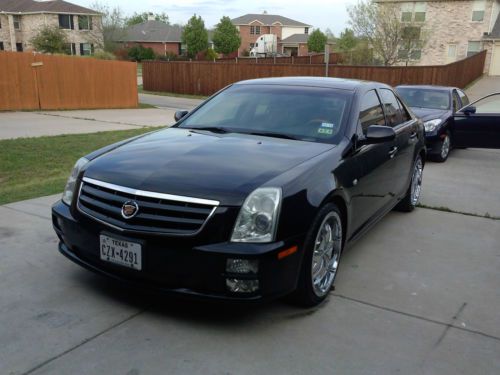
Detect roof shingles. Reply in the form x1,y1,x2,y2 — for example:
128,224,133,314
118,20,183,43
0,0,98,14
231,13,311,27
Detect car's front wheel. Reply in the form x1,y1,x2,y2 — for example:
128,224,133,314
395,155,424,212
292,203,343,307
432,131,451,162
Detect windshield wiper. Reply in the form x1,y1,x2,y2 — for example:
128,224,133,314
245,131,301,141
187,126,231,134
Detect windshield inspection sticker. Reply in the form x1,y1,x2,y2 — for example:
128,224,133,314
318,122,335,135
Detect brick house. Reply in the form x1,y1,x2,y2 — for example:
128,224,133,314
374,0,500,75
0,0,103,55
117,17,184,56
231,13,313,56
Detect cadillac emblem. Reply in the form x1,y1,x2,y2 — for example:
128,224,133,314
121,201,139,219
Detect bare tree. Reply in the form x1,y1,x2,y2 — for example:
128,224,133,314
348,0,428,66
89,1,126,52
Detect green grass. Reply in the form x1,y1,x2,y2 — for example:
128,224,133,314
0,128,156,205
138,85,207,100
138,102,156,109
137,63,143,77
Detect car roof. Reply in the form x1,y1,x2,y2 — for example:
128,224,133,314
234,76,392,91
396,85,457,91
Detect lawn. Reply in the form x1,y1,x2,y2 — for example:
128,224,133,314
138,85,208,100
0,128,156,205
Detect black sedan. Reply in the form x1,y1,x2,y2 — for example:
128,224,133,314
396,85,470,162
53,77,427,307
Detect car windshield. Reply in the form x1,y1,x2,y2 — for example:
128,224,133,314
397,88,450,110
178,84,351,143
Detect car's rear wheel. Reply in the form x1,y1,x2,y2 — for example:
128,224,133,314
432,131,451,162
395,155,424,212
291,203,343,307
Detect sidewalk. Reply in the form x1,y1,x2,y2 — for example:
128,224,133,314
0,108,175,140
465,75,500,101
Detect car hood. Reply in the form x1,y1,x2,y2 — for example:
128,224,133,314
84,128,334,206
410,107,450,122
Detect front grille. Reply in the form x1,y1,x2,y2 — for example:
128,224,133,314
77,177,219,235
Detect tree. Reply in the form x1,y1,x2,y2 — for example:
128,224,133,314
324,28,335,40
90,1,125,52
348,0,428,66
127,45,155,61
212,16,241,56
336,28,357,52
307,29,328,53
125,12,169,26
182,15,208,59
31,25,68,54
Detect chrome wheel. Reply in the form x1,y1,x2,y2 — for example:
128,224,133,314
441,135,450,159
311,211,342,297
410,157,423,206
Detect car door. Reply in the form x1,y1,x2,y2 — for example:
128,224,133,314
349,90,399,231
379,88,418,198
453,93,500,149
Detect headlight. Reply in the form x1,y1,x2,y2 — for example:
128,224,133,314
423,119,442,132
62,157,89,205
231,187,282,243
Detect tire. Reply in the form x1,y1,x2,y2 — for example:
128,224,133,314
395,155,424,212
291,203,343,307
431,131,451,163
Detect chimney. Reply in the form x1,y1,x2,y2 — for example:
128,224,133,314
147,13,155,21
263,10,268,14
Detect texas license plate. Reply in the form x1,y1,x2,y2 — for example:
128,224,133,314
99,234,142,271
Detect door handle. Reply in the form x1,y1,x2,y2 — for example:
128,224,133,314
410,132,418,139
388,146,398,158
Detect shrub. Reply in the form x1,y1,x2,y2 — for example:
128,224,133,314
127,45,156,62
113,48,129,60
205,48,218,61
92,50,116,60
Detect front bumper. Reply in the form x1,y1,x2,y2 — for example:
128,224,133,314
424,131,446,155
52,201,305,302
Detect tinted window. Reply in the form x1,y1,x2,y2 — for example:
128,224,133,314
470,93,500,114
457,89,470,107
380,89,403,127
180,85,351,144
359,90,385,132
397,88,450,110
397,98,411,122
452,91,460,112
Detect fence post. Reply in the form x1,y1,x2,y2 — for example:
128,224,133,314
292,56,294,64
236,57,238,63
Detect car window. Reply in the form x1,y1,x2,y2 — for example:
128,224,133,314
469,93,500,114
379,89,403,127
180,84,351,143
457,89,470,107
397,97,412,122
397,88,450,110
359,90,386,133
452,91,460,112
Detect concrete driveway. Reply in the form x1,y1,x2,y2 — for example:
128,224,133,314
1,148,499,374
0,109,175,140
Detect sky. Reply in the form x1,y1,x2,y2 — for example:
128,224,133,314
76,0,356,35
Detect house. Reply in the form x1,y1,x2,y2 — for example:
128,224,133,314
116,15,184,56
374,0,500,75
231,12,313,56
0,0,103,55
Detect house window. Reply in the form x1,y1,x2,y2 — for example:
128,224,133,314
398,48,421,60
414,2,426,22
305,27,309,34
249,43,255,48
0,42,4,51
64,43,76,55
16,43,23,52
255,26,261,35
59,14,74,29
250,26,255,34
80,43,93,56
13,15,21,30
401,3,413,22
467,41,481,56
472,0,485,21
78,15,92,30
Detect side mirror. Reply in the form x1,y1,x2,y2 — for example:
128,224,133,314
174,110,189,122
362,125,396,144
462,106,476,116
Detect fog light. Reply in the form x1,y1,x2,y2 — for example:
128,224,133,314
226,278,259,293
226,259,258,274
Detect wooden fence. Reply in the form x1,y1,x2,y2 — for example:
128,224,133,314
0,51,138,111
216,53,343,65
143,50,486,97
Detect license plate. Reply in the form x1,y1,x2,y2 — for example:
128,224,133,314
99,235,142,271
